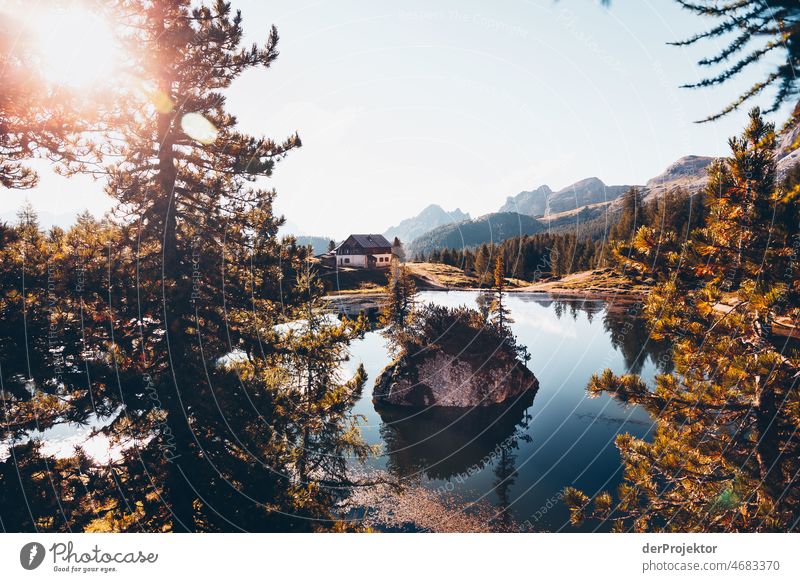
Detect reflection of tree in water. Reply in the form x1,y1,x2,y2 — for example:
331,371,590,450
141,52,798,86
550,299,673,375
603,304,674,375
376,390,535,484
491,431,531,529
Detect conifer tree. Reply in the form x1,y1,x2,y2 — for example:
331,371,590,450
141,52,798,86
565,109,800,532
610,187,644,243
87,0,302,531
269,263,373,520
672,1,800,122
473,243,492,285
391,236,406,263
490,256,512,333
381,259,417,349
0,0,373,533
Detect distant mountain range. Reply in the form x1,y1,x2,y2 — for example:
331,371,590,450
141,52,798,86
640,155,715,203
408,212,545,257
498,185,552,216
383,204,469,245
294,235,334,255
405,154,719,255
500,178,637,217
297,131,800,256
776,122,800,176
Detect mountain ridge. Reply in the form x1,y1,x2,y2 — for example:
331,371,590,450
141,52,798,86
383,203,469,244
408,212,545,257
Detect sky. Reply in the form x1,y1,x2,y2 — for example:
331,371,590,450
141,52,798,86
3,0,794,239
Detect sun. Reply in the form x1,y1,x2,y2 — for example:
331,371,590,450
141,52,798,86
27,5,122,88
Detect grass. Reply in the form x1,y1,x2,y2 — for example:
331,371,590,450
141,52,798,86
317,265,389,294
407,262,528,289
319,260,647,297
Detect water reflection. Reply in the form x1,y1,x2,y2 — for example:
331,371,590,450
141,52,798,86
376,390,535,483
342,291,669,531
601,303,674,376
536,298,674,376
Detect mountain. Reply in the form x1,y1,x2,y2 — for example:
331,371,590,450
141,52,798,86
498,185,552,216
641,155,715,202
408,212,545,257
548,177,636,214
641,121,800,201
776,116,800,177
497,179,636,217
410,122,800,255
383,204,469,245
294,235,334,255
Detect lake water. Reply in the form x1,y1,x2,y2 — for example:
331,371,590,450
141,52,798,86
2,289,670,532
334,290,671,532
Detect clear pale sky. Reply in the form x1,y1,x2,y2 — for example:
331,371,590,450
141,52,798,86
3,0,793,239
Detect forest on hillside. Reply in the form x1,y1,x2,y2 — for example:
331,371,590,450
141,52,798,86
423,161,800,285
419,185,708,281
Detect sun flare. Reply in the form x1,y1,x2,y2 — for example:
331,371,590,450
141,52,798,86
27,5,121,88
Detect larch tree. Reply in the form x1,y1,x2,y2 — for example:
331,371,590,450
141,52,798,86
391,236,406,263
491,255,512,333
671,1,800,123
565,109,800,532
0,0,373,533
381,259,417,350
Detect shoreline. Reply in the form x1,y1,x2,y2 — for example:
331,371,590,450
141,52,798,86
324,285,646,303
324,286,798,339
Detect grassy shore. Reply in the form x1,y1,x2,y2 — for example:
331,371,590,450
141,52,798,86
321,262,644,297
321,263,798,338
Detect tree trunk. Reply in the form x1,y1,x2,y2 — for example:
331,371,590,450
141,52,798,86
754,383,785,505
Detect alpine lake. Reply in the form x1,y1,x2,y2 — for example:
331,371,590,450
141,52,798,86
336,290,671,532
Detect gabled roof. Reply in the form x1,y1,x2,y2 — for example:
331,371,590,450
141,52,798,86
336,234,392,251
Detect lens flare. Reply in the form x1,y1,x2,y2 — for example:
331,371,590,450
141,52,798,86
181,113,219,145
25,6,121,88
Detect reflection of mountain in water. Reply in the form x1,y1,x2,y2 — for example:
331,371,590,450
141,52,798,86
376,389,535,482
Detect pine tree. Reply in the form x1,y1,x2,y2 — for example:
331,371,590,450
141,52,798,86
610,187,644,243
565,109,800,532
381,259,417,349
272,263,373,516
490,255,512,333
391,236,406,263
473,243,492,285
0,1,374,533
671,1,800,122
89,0,301,531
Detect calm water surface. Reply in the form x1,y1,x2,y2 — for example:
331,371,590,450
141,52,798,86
3,290,670,532
336,290,671,532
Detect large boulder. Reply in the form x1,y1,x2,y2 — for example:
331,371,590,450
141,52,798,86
374,347,538,408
